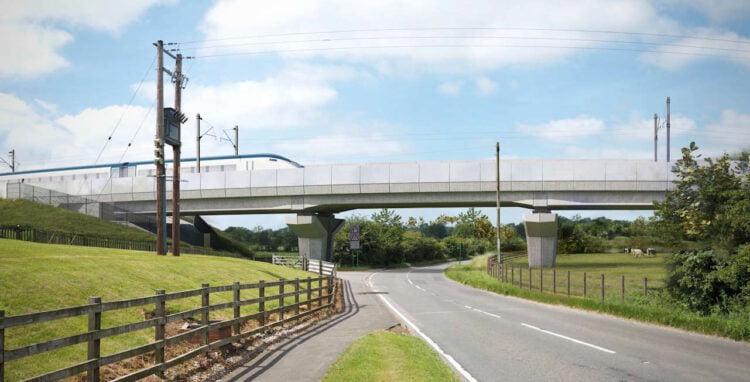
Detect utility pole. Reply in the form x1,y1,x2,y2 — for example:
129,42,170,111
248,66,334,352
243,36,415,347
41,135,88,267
155,40,167,256
496,141,502,264
234,125,239,156
666,97,671,162
196,113,201,173
653,113,658,162
172,53,182,257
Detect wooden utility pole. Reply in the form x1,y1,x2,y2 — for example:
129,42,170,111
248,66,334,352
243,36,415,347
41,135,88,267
496,141,502,264
196,113,201,172
155,40,166,255
172,53,182,256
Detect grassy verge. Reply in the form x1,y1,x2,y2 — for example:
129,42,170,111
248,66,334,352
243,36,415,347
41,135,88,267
337,257,461,271
0,198,155,242
0,239,316,380
324,331,459,382
446,254,750,341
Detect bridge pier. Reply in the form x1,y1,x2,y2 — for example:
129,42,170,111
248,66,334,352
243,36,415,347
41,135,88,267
522,210,558,268
285,213,344,262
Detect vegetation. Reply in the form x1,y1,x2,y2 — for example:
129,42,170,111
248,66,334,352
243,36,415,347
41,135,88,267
224,226,298,252
446,254,750,341
324,331,459,382
653,143,750,317
0,239,313,380
0,198,155,242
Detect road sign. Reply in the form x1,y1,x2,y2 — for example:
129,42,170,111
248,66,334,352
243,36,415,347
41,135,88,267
349,224,360,249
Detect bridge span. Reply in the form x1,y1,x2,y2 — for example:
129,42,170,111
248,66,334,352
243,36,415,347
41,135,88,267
3,159,674,267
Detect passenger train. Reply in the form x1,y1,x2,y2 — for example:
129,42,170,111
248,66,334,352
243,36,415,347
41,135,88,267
0,153,303,188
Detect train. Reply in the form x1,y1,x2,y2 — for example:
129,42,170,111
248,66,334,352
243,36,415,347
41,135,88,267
0,153,303,196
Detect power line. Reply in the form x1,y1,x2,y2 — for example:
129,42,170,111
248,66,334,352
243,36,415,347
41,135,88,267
174,26,750,46
192,43,750,60
189,35,750,56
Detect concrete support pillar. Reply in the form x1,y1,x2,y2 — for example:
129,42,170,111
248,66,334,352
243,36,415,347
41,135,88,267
285,213,344,262
522,211,558,268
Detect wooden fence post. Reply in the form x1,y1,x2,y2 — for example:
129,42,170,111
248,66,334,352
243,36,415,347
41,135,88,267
567,271,571,297
621,275,625,302
155,290,166,377
294,278,300,316
583,272,587,298
519,267,522,288
279,279,285,322
540,269,543,292
511,265,514,284
87,297,102,382
1,310,5,382
259,280,266,327
553,269,557,294
529,268,532,290
601,274,605,302
201,284,209,349
644,277,648,295
232,282,240,335
306,277,312,310
328,276,334,306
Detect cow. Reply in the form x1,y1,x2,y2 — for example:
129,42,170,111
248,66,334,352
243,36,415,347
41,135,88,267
646,248,657,257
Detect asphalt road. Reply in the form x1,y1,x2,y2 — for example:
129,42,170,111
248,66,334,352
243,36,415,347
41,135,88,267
368,263,750,382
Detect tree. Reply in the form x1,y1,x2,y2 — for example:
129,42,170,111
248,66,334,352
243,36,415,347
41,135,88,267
654,142,750,253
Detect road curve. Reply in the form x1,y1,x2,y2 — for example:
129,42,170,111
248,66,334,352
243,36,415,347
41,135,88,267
368,263,750,382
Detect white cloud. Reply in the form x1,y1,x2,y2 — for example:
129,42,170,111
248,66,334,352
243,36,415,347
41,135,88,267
437,80,463,96
701,109,750,154
475,77,497,96
639,28,750,69
271,129,409,164
199,0,683,72
564,146,653,159
0,0,175,78
516,115,605,141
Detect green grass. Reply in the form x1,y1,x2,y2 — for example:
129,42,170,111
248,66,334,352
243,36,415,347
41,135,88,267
324,331,459,382
0,239,317,381
446,253,750,341
0,198,155,242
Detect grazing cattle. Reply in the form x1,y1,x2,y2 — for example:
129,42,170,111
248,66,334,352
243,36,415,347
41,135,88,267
631,248,643,257
646,248,657,257
624,248,631,254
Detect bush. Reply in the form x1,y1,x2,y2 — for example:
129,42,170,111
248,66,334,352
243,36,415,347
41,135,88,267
666,245,750,315
401,231,447,262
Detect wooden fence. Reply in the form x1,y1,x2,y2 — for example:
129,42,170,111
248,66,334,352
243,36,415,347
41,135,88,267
0,226,240,258
0,276,336,381
486,257,655,303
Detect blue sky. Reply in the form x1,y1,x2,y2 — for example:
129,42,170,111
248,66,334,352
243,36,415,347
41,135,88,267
1,0,749,229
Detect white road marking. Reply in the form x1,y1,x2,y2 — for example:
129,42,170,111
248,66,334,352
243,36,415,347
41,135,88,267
464,305,473,309
481,311,502,319
415,285,427,292
368,271,479,382
521,323,616,354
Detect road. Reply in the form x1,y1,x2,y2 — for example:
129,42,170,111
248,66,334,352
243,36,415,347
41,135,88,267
367,263,750,382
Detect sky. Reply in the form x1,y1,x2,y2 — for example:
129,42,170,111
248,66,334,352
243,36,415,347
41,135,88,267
1,0,749,230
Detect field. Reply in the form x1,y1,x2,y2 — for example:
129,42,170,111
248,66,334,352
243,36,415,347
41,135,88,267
0,239,313,380
446,253,750,341
323,331,458,382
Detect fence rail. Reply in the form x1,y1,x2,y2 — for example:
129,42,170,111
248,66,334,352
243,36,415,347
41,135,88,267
0,276,337,381
485,257,656,303
0,226,238,258
307,259,337,277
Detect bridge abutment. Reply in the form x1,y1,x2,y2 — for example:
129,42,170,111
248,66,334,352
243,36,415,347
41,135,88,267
285,213,344,262
522,211,558,268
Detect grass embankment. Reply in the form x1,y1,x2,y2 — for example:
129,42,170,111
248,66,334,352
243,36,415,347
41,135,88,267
446,253,750,341
324,331,459,382
0,198,154,242
0,199,253,257
0,239,315,381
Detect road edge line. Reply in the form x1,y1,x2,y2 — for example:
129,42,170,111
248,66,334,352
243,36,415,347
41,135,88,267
367,272,478,382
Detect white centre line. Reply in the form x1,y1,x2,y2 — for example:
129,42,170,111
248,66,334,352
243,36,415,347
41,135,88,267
521,323,616,354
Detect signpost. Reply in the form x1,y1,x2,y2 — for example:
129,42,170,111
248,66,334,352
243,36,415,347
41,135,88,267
349,225,360,267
